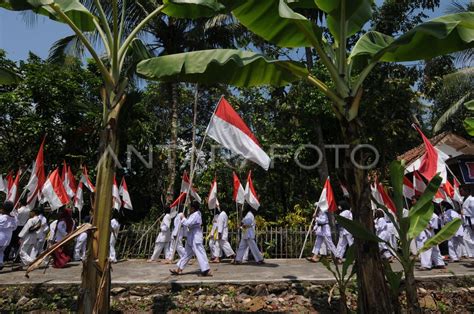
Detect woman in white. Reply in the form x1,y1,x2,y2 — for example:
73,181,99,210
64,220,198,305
167,208,186,262
216,207,235,262
149,207,172,262
208,212,220,262
74,216,90,261
374,210,393,261
417,210,445,270
18,208,42,266
35,207,49,255
234,207,264,264
441,202,464,262
307,206,337,263
170,201,212,276
109,216,120,263
335,201,353,263
0,201,17,270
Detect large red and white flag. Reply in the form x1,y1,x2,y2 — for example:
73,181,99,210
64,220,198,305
170,192,187,209
61,162,77,200
208,177,219,210
244,171,260,210
433,188,447,204
443,181,454,199
119,177,133,210
42,168,69,210
232,172,245,205
453,178,463,204
7,170,21,203
25,137,46,207
403,176,416,200
377,183,397,213
74,181,84,212
112,176,121,211
413,171,427,196
371,182,383,210
80,166,95,192
180,170,201,203
411,124,448,182
207,97,271,170
317,177,336,212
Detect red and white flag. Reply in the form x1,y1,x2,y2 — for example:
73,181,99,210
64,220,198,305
170,192,187,209
443,181,454,199
25,137,46,207
207,97,271,170
62,162,77,200
180,170,201,203
119,177,133,210
340,183,350,198
244,171,260,210
112,176,121,210
42,168,69,210
371,182,383,210
317,177,336,213
208,177,219,210
377,183,396,213
74,181,84,212
413,171,427,196
453,178,463,204
411,124,448,182
7,170,21,203
232,172,245,205
403,176,416,200
433,188,447,204
80,166,95,192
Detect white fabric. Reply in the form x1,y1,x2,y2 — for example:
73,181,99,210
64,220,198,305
47,220,58,242
0,214,17,247
463,196,474,217
217,211,235,257
112,181,121,211
208,181,219,210
335,210,353,259
244,180,260,210
19,243,37,265
155,214,172,243
54,221,68,242
168,214,186,260
14,206,31,227
207,115,270,170
176,211,210,272
151,242,171,260
19,216,41,246
235,238,263,262
312,235,337,256
241,211,256,239
405,148,449,183
313,211,331,237
74,232,87,261
375,217,392,259
109,218,120,262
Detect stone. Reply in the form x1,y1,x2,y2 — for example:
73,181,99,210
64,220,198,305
111,287,127,295
468,287,474,293
267,284,288,294
418,288,427,295
25,298,41,310
198,295,206,301
254,284,268,296
16,296,29,307
239,285,254,295
420,295,437,310
246,297,266,311
130,289,148,296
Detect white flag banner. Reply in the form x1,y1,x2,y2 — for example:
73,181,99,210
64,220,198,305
112,176,121,211
119,177,133,210
208,178,219,210
244,171,260,210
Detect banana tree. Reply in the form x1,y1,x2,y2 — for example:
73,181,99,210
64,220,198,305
137,1,474,312
337,160,462,313
0,0,223,312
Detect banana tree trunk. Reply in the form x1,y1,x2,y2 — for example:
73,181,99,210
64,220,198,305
404,264,421,313
79,89,123,314
341,118,393,313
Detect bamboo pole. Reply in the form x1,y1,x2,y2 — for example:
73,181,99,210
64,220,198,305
299,204,319,259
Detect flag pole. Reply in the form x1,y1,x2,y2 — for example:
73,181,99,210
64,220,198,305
446,164,463,185
299,204,319,259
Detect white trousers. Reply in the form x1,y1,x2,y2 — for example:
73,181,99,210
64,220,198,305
36,238,46,256
209,239,220,258
417,238,444,268
0,245,6,266
410,239,418,255
168,237,185,260
19,243,37,266
151,241,171,260
235,238,263,262
74,236,87,261
335,233,353,259
109,236,118,263
312,235,337,256
177,240,210,272
448,236,464,261
218,239,235,257
463,227,474,258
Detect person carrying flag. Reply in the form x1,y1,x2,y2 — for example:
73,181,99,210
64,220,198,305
234,207,264,264
307,204,337,262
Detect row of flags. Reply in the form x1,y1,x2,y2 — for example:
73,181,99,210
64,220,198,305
0,138,133,212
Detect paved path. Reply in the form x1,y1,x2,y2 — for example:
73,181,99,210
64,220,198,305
1,259,473,286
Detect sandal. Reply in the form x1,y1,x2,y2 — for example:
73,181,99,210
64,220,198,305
169,268,182,275
417,267,431,271
199,270,213,277
306,257,319,263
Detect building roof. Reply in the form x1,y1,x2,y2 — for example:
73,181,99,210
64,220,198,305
397,132,474,166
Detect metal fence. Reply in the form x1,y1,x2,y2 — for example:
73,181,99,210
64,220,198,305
116,223,316,260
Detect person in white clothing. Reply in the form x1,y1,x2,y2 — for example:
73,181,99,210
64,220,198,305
170,201,212,276
234,208,264,264
208,213,220,262
74,216,90,261
374,210,393,261
307,205,337,263
109,216,120,263
167,208,186,262
149,207,172,262
335,201,353,263
4,199,30,262
35,207,49,255
441,202,464,262
18,208,42,266
215,207,235,262
462,189,474,258
0,201,18,270
417,211,446,270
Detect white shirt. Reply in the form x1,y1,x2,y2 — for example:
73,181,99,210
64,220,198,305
172,214,185,239
37,214,49,241
217,211,229,240
375,217,390,241
462,195,474,217
314,210,331,237
0,214,18,246
19,216,41,245
111,218,120,240
241,211,256,239
182,211,204,244
210,214,219,240
443,209,464,237
54,221,68,242
14,206,31,227
338,210,352,236
156,213,171,243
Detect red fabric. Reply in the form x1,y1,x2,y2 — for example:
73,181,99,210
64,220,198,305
171,192,187,208
413,124,438,180
232,172,242,201
246,170,259,202
377,183,397,213
52,247,71,268
215,97,260,146
323,178,337,213
443,181,454,198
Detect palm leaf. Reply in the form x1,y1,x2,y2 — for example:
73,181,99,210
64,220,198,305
433,93,471,133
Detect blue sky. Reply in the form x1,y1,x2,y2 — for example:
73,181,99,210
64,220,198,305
0,2,451,62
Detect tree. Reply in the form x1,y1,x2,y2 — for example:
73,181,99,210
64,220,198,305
137,1,474,312
0,0,223,312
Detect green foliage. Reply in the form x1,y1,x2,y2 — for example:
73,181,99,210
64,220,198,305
463,100,474,135
420,218,463,253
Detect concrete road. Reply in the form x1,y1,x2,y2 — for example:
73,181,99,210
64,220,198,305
1,259,473,286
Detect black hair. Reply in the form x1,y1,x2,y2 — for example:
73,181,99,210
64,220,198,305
83,216,91,223
19,198,27,206
3,201,14,214
441,201,453,210
339,200,350,211
191,201,200,211
164,206,171,214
